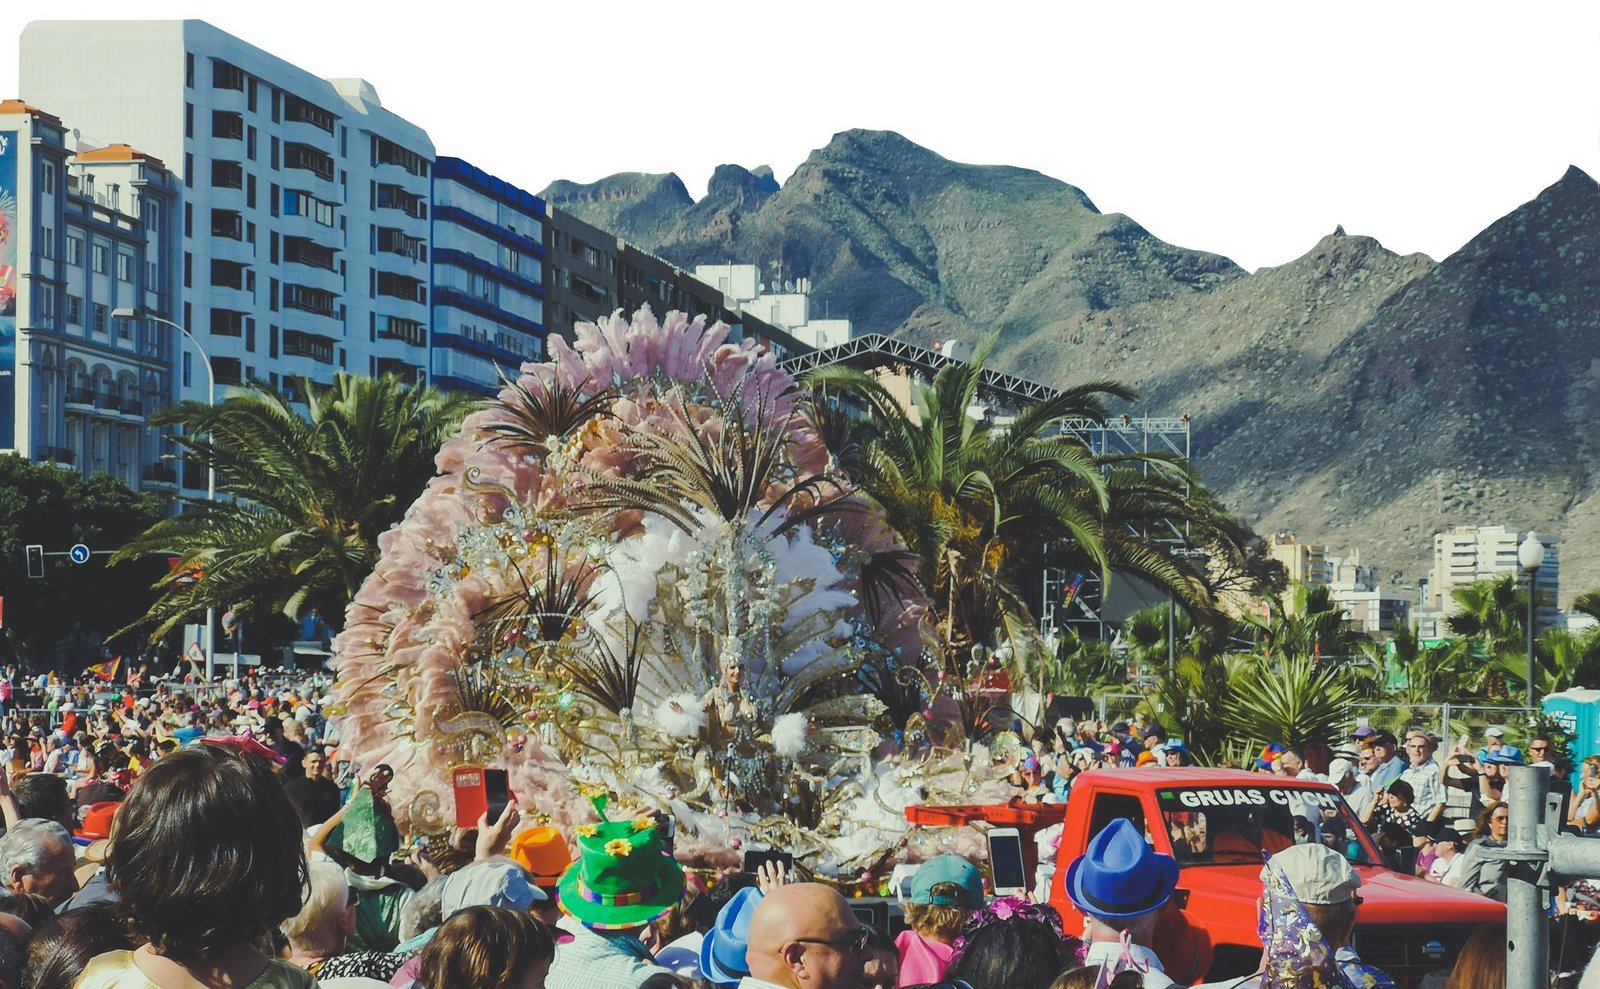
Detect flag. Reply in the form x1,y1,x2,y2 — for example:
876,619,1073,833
85,657,121,682
1061,573,1085,609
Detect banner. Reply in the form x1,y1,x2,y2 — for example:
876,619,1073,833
85,657,121,682
0,129,16,449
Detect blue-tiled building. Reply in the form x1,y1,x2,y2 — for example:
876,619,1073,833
428,157,546,394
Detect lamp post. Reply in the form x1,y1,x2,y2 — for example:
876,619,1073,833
113,307,216,682
1517,533,1545,713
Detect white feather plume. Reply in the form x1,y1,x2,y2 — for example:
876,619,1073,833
771,713,809,758
654,693,706,738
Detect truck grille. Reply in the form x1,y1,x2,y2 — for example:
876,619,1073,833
1351,923,1475,976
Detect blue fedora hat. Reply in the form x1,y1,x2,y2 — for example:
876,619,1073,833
1064,819,1179,920
701,885,764,986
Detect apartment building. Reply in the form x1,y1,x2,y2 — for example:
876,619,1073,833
1430,524,1559,629
428,157,547,394
0,100,181,492
21,21,435,492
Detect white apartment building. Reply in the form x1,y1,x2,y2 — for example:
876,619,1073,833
0,100,181,492
693,262,853,349
1430,524,1559,629
21,20,435,491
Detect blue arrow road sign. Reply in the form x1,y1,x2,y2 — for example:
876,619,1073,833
68,544,90,565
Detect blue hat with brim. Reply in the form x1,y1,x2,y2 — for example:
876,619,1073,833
909,853,986,908
701,885,763,986
1065,819,1179,920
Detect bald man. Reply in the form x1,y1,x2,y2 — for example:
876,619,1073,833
741,882,870,989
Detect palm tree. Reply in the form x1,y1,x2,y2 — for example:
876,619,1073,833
112,373,474,640
804,340,1238,655
1246,583,1362,664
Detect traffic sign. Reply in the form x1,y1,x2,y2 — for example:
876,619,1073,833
68,543,91,565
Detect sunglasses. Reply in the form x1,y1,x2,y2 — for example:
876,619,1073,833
794,927,872,954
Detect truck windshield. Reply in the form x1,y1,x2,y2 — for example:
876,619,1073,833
1155,784,1381,867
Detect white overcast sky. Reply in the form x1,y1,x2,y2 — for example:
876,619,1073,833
7,1,1599,271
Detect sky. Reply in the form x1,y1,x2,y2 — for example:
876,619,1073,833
6,1,1599,271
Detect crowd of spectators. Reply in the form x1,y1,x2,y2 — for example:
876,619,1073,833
0,664,1574,989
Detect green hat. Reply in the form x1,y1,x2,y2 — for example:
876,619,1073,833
558,797,685,930
327,786,400,865
909,853,985,908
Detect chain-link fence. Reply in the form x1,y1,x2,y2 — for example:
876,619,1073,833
1096,692,1151,725
1347,701,1535,755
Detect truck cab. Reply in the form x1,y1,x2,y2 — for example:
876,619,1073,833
912,767,1506,984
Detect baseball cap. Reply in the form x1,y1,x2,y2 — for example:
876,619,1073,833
1351,726,1377,740
908,853,984,908
1326,758,1356,782
1485,749,1524,766
1265,843,1362,905
1485,726,1506,739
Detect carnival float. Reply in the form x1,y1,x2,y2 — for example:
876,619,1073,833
329,308,1017,886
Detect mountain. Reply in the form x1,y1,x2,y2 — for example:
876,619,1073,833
544,136,1600,600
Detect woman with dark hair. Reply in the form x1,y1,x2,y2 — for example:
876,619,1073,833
946,904,1083,989
417,906,555,989
21,904,136,989
73,743,315,989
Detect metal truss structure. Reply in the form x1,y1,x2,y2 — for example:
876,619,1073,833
781,334,1195,641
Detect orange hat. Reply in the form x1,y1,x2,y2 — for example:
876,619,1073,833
77,800,121,840
1136,750,1158,767
510,825,572,887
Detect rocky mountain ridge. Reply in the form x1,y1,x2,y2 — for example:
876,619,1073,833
542,135,1600,600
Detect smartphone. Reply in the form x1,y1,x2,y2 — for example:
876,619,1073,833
653,812,676,855
987,827,1028,897
742,849,795,875
483,768,511,823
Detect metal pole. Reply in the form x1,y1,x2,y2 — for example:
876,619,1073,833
1166,595,1175,673
1503,763,1551,989
1527,568,1537,712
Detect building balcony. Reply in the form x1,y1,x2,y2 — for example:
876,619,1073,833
38,445,74,466
94,391,120,412
66,386,95,407
118,398,145,419
142,463,178,486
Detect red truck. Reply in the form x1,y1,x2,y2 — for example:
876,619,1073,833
907,767,1505,985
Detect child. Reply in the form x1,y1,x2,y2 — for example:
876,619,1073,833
75,743,315,989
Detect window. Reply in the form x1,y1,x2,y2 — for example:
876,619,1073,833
284,237,337,271
91,243,108,273
212,110,244,140
247,79,257,113
182,351,192,388
66,296,82,326
184,251,192,288
282,330,334,364
185,102,194,138
38,291,54,325
283,94,336,134
282,283,338,316
210,260,246,289
211,160,243,189
381,316,426,346
269,325,278,358
185,52,194,88
117,317,131,341
210,309,245,336
184,153,193,188
214,358,242,387
41,228,54,260
375,227,425,260
245,321,256,352
283,143,334,181
372,136,428,176
270,183,280,218
282,190,335,226
147,260,157,287
42,164,54,195
270,137,279,170
117,253,133,282
92,304,107,333
374,184,426,218
212,59,246,91
247,126,257,161
66,236,83,267
247,174,256,210
211,210,243,240
375,272,426,304
184,203,193,238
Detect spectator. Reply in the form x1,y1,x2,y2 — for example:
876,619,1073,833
74,744,313,989
1366,780,1435,873
1478,751,1520,806
546,810,682,989
1426,830,1468,885
0,821,77,909
1063,820,1177,987
1326,758,1375,820
1476,727,1521,766
741,883,869,989
1571,756,1600,833
1443,923,1506,989
1451,803,1510,901
418,906,555,989
1264,844,1392,986
9,777,72,833
1400,733,1445,820
0,914,29,989
281,860,361,977
701,886,764,987
284,748,342,827
895,854,983,986
20,903,136,989
1278,748,1317,781
1161,742,1193,768
1364,733,1404,789
262,717,306,779
946,898,1083,989
1440,750,1484,834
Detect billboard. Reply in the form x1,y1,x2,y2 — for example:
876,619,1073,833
0,129,15,449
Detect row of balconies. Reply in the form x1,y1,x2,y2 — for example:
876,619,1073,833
64,386,146,418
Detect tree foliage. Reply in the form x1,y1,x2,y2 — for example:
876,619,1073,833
0,456,165,667
112,373,473,640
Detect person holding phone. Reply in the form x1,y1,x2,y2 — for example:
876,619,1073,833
894,855,984,987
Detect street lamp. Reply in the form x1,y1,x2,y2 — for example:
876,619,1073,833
1517,533,1545,712
113,307,216,682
